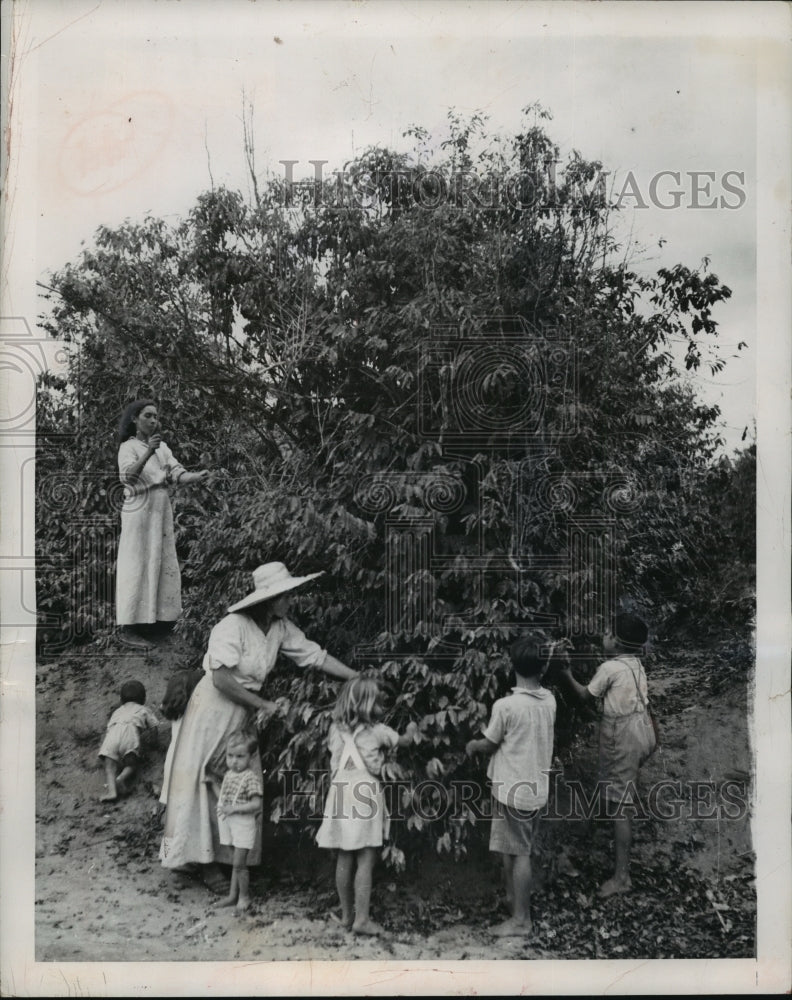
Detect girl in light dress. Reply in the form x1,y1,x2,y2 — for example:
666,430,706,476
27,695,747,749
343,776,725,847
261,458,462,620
316,676,417,936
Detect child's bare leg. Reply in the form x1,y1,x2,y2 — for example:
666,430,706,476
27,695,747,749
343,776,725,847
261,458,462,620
115,753,139,795
351,847,382,936
511,855,533,928
100,757,119,801
492,854,533,937
335,850,354,929
235,867,251,912
599,815,633,897
234,848,251,912
216,867,239,907
501,854,515,915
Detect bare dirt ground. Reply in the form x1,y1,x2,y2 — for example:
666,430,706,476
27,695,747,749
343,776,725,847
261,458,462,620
35,636,755,962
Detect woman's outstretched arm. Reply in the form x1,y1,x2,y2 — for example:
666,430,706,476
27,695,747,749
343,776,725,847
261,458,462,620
320,654,357,681
177,470,210,484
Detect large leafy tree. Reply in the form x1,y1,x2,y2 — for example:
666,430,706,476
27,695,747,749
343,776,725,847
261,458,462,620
37,108,749,862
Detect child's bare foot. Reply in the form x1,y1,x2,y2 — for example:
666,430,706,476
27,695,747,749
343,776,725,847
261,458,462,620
235,898,251,914
491,918,533,938
351,919,384,936
99,788,118,803
329,910,354,930
116,766,136,796
215,894,237,908
598,876,632,898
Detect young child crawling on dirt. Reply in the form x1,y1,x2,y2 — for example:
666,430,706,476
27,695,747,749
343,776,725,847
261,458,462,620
98,680,160,802
206,729,263,914
466,638,557,938
560,613,657,898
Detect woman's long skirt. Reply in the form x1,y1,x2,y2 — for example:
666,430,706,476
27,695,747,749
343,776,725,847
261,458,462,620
158,717,182,807
159,675,263,868
116,487,181,625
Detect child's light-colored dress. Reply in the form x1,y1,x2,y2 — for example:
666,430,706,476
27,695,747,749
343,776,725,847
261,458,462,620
316,722,398,851
98,702,159,762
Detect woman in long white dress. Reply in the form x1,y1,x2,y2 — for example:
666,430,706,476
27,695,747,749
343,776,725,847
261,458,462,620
115,399,209,646
159,563,357,892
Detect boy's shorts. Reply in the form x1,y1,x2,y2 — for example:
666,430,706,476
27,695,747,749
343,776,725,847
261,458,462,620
598,711,655,804
489,798,540,856
98,725,140,763
217,812,257,851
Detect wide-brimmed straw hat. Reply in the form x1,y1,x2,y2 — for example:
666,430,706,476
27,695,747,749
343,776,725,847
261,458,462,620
227,562,324,614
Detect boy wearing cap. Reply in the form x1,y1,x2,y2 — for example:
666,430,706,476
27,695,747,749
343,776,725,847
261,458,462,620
560,613,656,897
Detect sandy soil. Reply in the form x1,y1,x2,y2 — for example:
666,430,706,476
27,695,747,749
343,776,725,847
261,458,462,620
35,637,755,962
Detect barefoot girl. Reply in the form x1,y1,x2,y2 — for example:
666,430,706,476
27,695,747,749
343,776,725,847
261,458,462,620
98,680,159,802
207,730,263,913
316,676,417,936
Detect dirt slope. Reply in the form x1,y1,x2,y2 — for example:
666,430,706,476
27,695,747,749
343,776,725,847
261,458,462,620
35,635,755,962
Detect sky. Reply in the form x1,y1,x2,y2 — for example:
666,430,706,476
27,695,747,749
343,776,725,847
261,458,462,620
9,0,761,452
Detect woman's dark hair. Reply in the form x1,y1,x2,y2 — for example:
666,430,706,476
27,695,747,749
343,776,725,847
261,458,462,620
120,680,147,705
118,399,156,442
161,668,203,721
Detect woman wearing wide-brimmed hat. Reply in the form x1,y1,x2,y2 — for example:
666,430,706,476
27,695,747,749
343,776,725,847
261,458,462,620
159,563,357,891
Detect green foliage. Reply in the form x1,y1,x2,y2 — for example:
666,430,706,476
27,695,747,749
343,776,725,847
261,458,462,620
36,107,753,862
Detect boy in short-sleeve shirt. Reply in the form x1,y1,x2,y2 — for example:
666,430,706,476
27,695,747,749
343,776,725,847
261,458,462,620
466,639,556,938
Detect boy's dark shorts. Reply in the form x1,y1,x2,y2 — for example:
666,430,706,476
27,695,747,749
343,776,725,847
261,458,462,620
489,798,540,856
